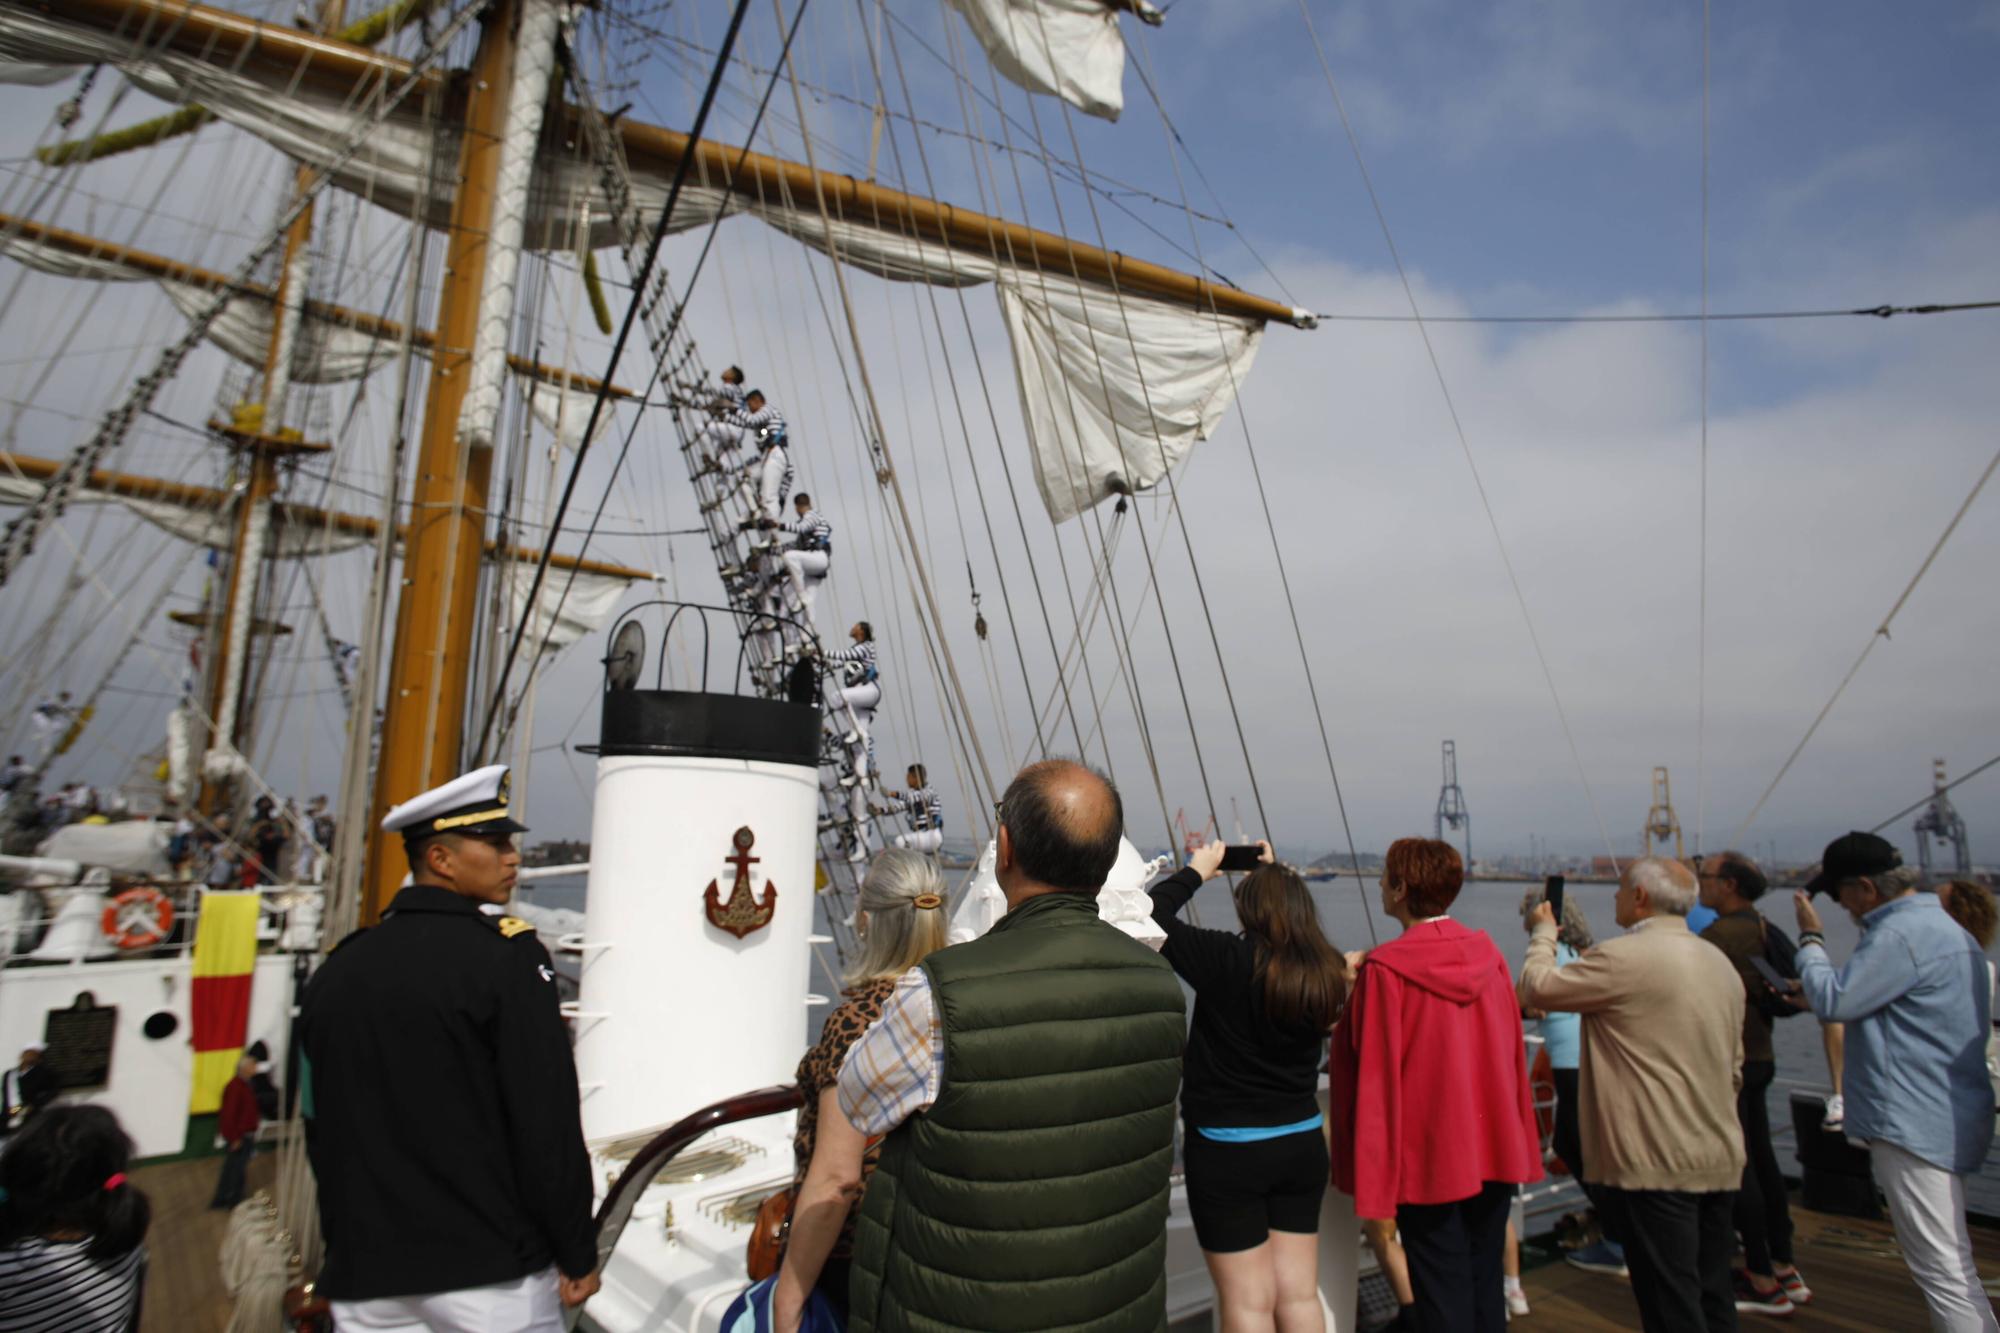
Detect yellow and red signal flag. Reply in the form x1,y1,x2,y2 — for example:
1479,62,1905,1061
190,890,260,1113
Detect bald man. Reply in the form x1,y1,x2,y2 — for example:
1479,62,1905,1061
836,761,1187,1333
1520,858,1747,1333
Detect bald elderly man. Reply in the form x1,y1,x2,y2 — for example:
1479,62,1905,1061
1520,858,1747,1333
836,760,1187,1333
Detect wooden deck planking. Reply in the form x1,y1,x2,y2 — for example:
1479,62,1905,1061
127,1160,1996,1330
1518,1201,2000,1330
133,1152,275,1333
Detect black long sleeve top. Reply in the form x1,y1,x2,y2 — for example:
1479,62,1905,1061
1149,867,1326,1129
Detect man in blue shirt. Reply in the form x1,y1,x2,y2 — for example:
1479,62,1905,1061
1793,831,1996,1333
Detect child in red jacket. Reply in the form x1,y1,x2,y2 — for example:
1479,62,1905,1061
1329,838,1542,1333
210,1054,261,1210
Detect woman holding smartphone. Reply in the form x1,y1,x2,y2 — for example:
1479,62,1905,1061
1151,841,1349,1333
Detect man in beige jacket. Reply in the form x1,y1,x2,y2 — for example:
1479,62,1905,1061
1520,857,1746,1333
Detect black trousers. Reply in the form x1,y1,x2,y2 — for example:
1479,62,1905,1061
1396,1180,1513,1333
210,1141,254,1208
1599,1187,1738,1333
1733,1059,1795,1274
1553,1067,1622,1246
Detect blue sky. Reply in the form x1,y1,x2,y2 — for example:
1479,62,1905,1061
0,0,1995,870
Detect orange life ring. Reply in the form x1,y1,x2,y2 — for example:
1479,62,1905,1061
101,886,174,951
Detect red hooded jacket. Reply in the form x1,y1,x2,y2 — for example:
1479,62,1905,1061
1328,918,1542,1219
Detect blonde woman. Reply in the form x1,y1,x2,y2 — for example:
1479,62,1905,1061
773,850,949,1332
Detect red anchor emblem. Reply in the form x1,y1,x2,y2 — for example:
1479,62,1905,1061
704,826,777,939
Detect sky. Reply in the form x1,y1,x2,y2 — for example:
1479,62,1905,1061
0,0,1996,870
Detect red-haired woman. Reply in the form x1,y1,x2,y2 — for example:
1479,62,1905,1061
1151,840,1348,1333
1328,838,1541,1333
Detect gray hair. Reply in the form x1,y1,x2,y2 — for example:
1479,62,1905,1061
845,848,950,987
1519,886,1594,951
1627,857,1697,917
1843,864,1922,898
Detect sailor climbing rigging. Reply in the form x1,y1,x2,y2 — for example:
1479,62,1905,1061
824,622,881,859
883,763,944,854
759,491,831,630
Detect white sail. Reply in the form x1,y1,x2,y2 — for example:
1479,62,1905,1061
943,0,1142,122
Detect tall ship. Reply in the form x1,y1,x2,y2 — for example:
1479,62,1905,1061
0,1,1991,1330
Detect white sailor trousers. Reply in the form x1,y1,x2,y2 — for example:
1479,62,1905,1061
757,445,790,521
329,1265,562,1332
895,827,944,854
1870,1140,1999,1332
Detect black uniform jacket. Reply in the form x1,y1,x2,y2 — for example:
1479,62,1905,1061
299,884,597,1300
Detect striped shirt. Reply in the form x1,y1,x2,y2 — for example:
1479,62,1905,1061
837,967,942,1136
725,403,786,438
897,785,943,832
714,379,745,412
0,1239,144,1332
825,638,877,685
780,508,832,552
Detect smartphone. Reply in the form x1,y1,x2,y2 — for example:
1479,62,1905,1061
1544,873,1566,922
1218,845,1263,872
1749,956,1791,995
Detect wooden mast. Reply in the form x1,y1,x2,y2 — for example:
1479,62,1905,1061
359,0,522,923
196,0,346,814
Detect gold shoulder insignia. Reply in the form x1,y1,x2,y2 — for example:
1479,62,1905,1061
495,915,536,939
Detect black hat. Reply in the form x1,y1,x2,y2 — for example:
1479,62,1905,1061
1803,830,1902,897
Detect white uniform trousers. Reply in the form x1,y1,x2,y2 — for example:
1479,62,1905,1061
329,1266,562,1332
835,680,880,827
755,445,790,522
1870,1140,1999,1332
778,549,829,626
895,827,943,854
695,419,743,456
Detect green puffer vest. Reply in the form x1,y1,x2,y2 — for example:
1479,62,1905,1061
847,891,1187,1333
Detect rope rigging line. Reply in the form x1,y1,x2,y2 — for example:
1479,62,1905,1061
1293,0,1621,866
1727,441,2000,849
861,8,1118,781
766,3,1000,807
929,22,1177,828
0,0,492,586
1127,26,1378,942
1306,300,2000,325
1695,0,1711,856
474,0,772,759
1870,753,1999,836
1003,20,1271,848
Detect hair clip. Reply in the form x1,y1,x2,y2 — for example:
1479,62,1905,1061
912,893,943,910
101,1173,126,1192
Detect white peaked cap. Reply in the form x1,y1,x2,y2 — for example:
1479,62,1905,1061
380,763,528,839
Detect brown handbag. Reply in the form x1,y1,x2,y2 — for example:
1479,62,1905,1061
746,1185,795,1281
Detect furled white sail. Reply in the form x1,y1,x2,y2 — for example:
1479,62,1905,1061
997,276,1262,522
942,0,1143,122
504,561,639,652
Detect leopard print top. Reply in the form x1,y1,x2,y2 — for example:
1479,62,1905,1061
792,974,900,1259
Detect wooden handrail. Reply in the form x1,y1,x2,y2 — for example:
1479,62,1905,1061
573,1084,805,1328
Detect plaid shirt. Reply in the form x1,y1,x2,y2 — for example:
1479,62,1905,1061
837,967,943,1136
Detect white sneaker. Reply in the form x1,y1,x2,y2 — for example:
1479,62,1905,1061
1823,1094,1844,1131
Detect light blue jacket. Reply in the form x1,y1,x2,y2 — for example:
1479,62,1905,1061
1539,943,1581,1070
1796,893,1995,1174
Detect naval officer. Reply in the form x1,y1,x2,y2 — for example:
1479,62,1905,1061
299,765,599,1330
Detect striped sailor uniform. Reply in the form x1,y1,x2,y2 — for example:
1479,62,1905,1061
760,508,832,639
893,785,944,854
826,639,882,829
756,435,794,522
693,382,749,452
